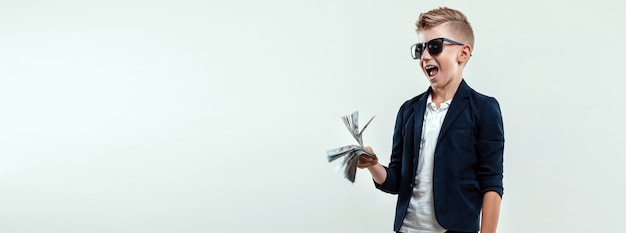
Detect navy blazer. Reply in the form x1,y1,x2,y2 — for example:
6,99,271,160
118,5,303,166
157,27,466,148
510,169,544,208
375,80,504,232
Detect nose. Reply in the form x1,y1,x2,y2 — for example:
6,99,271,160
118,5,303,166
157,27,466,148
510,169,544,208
421,47,433,60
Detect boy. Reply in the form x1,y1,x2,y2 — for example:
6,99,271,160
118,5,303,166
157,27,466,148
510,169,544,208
358,7,504,233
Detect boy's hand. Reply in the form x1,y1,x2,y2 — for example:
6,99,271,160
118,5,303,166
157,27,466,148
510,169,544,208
357,146,378,168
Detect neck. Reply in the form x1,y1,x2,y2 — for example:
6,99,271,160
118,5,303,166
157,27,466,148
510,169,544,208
431,77,462,105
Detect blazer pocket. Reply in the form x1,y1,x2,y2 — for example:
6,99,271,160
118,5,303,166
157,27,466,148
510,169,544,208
450,124,475,140
448,124,476,155
450,124,473,132
457,180,481,212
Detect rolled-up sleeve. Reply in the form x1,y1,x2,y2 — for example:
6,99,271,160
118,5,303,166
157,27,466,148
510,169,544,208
475,97,505,197
374,102,409,194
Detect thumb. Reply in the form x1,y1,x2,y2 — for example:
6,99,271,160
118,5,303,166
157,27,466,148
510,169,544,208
364,146,374,153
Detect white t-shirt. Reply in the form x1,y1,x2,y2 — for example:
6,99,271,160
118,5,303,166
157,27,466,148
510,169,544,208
399,94,450,233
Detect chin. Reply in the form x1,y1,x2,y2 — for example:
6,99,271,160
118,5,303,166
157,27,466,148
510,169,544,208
428,77,449,88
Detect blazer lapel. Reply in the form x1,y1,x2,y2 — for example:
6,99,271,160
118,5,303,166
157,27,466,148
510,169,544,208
438,79,471,143
412,89,429,176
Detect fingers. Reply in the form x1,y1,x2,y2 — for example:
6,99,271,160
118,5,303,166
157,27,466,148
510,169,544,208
357,161,374,169
359,155,376,162
357,146,377,169
357,155,378,169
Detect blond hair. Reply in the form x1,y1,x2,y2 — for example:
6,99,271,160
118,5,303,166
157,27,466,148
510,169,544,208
416,7,474,48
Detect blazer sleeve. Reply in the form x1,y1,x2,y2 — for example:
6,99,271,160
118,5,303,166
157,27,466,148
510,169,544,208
374,102,409,194
475,97,505,197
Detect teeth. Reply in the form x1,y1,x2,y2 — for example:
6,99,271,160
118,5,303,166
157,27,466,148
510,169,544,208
425,65,436,76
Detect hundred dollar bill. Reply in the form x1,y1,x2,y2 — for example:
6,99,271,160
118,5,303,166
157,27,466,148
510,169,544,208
326,111,376,183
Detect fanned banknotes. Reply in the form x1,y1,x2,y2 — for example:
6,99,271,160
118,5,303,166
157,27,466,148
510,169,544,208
327,111,376,183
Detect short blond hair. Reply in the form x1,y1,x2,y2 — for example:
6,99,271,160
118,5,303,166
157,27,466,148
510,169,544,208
416,7,474,48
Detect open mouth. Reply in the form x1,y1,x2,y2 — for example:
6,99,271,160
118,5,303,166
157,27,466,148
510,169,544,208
425,65,439,78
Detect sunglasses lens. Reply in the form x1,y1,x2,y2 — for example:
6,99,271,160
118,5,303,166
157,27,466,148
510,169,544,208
427,39,444,55
411,43,423,60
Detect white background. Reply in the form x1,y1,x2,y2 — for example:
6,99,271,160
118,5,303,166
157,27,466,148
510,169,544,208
1,0,625,232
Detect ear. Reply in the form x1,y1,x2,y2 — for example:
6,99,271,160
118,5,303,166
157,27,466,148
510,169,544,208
457,44,472,63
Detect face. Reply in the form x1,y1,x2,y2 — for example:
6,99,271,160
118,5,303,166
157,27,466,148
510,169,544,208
415,24,470,90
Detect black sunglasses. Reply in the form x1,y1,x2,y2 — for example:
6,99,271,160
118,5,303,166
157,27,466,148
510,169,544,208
410,37,464,60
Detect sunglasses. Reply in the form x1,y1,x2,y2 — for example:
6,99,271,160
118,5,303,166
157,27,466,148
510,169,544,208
410,37,464,60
